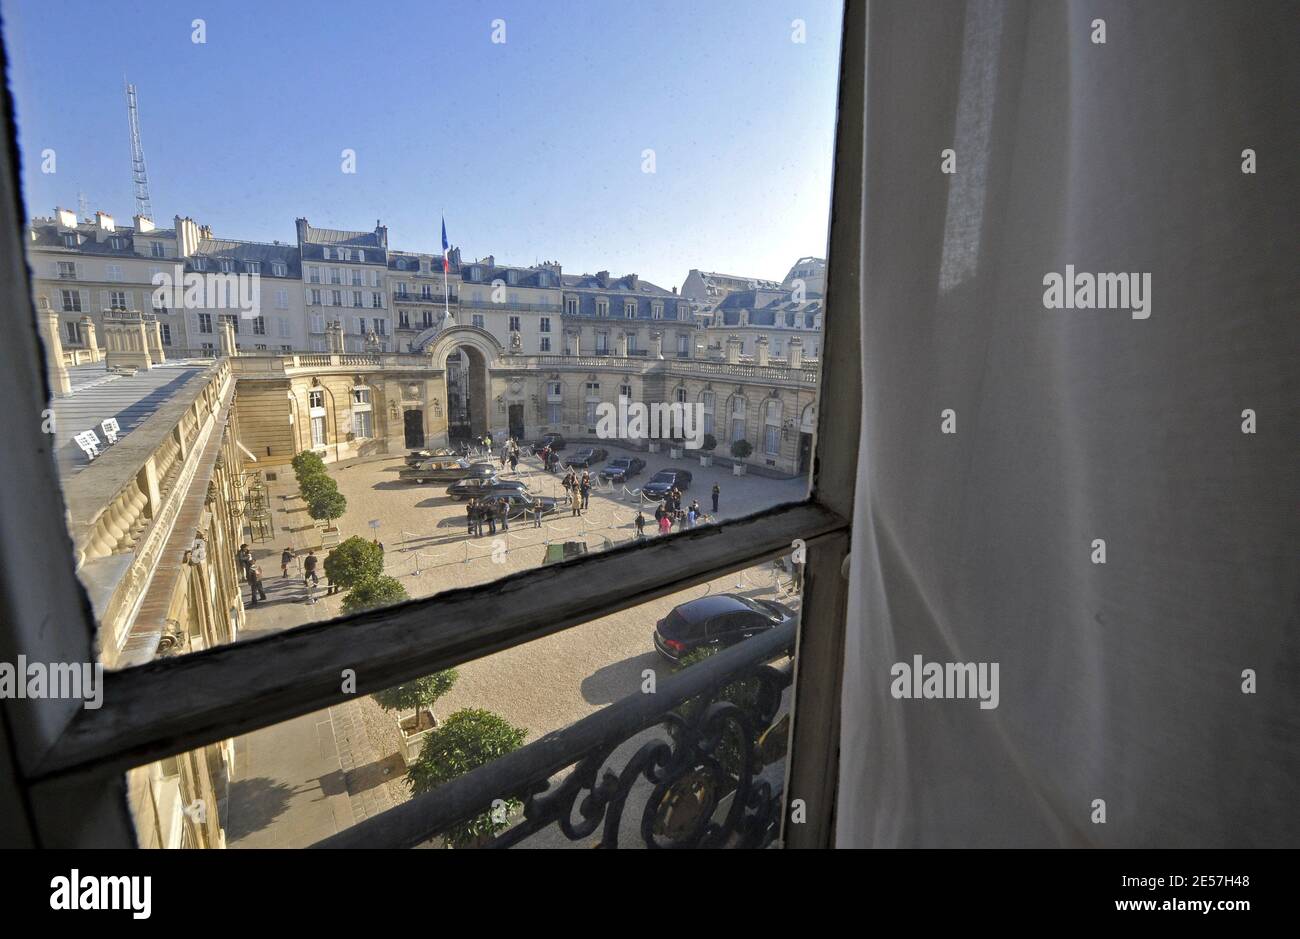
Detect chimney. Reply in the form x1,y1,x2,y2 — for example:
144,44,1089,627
95,211,115,232
55,207,77,228
788,337,804,369
726,335,742,364
375,221,388,248
597,270,610,288
133,214,155,233
295,217,310,246
627,273,639,290
754,335,769,366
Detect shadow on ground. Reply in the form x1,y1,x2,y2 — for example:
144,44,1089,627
225,776,295,840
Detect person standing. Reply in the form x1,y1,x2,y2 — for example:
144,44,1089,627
635,511,646,538
711,483,720,513
580,472,591,510
533,498,544,528
498,499,510,532
247,563,267,606
237,544,253,582
686,505,697,529
467,499,478,537
303,550,319,588
509,450,519,474
658,513,672,536
486,501,497,535
571,490,582,517
280,547,294,578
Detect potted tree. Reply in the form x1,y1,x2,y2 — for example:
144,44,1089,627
373,669,459,766
669,436,685,460
729,439,753,476
341,573,408,615
406,708,529,847
307,486,347,536
323,536,383,593
699,433,717,468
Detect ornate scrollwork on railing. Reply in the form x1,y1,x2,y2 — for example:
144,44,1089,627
489,662,789,849
314,622,798,850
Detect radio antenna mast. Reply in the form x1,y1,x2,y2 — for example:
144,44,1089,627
125,80,153,219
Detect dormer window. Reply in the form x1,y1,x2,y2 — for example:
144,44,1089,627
623,300,637,318
507,270,519,286
108,237,125,250
340,248,352,261
245,261,261,274
62,233,77,248
595,298,609,317
395,258,408,271
192,258,206,271
565,295,579,315
650,301,664,319
272,261,287,276
470,266,481,282
323,246,332,260
220,260,234,273
151,242,166,258
356,250,365,262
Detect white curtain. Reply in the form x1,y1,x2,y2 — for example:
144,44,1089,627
838,0,1298,847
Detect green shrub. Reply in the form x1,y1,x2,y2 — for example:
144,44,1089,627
702,433,718,452
323,536,384,591
373,670,459,717
340,574,406,615
729,439,753,460
307,487,347,525
407,708,528,848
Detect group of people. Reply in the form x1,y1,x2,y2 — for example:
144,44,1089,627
560,469,592,515
466,496,546,535
498,439,522,474
238,542,324,607
535,443,561,473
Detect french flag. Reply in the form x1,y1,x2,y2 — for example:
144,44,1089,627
441,218,450,273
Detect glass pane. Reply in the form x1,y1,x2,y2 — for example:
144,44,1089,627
130,563,805,848
3,0,838,661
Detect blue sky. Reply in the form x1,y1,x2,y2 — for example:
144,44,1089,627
1,0,842,290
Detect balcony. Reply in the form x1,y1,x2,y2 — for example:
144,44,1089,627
319,620,794,848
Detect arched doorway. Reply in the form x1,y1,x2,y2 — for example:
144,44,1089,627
429,327,502,445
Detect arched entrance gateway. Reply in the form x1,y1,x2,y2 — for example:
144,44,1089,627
427,327,502,446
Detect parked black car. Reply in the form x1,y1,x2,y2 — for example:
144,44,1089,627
529,432,567,452
399,460,496,484
477,492,559,520
653,594,795,661
405,447,457,466
641,469,693,499
445,478,530,501
564,447,609,469
599,457,646,482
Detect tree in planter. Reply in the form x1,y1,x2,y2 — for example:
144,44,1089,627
291,450,326,481
373,669,459,734
729,439,753,461
299,471,333,504
407,708,528,848
701,433,718,453
341,574,407,615
323,536,383,592
307,486,347,528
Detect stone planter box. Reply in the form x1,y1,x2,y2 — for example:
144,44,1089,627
732,462,747,477
699,454,714,467
670,446,684,459
397,707,438,766
648,441,661,454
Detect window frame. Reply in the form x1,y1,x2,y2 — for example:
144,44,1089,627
0,1,861,849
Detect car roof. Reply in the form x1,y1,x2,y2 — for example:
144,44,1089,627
673,594,753,622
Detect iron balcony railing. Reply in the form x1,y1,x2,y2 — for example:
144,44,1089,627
316,619,796,849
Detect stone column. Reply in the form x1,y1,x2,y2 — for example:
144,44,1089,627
616,331,628,357
80,315,100,362
566,329,580,356
326,320,344,353
726,335,742,364
42,310,72,396
754,335,770,367
219,319,238,357
788,336,803,369
145,315,167,364
649,330,664,360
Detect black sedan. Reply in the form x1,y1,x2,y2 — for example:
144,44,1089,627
564,447,609,469
399,460,496,484
405,447,457,466
653,594,796,661
529,433,566,452
446,478,530,501
477,492,559,520
599,457,646,482
641,469,693,499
